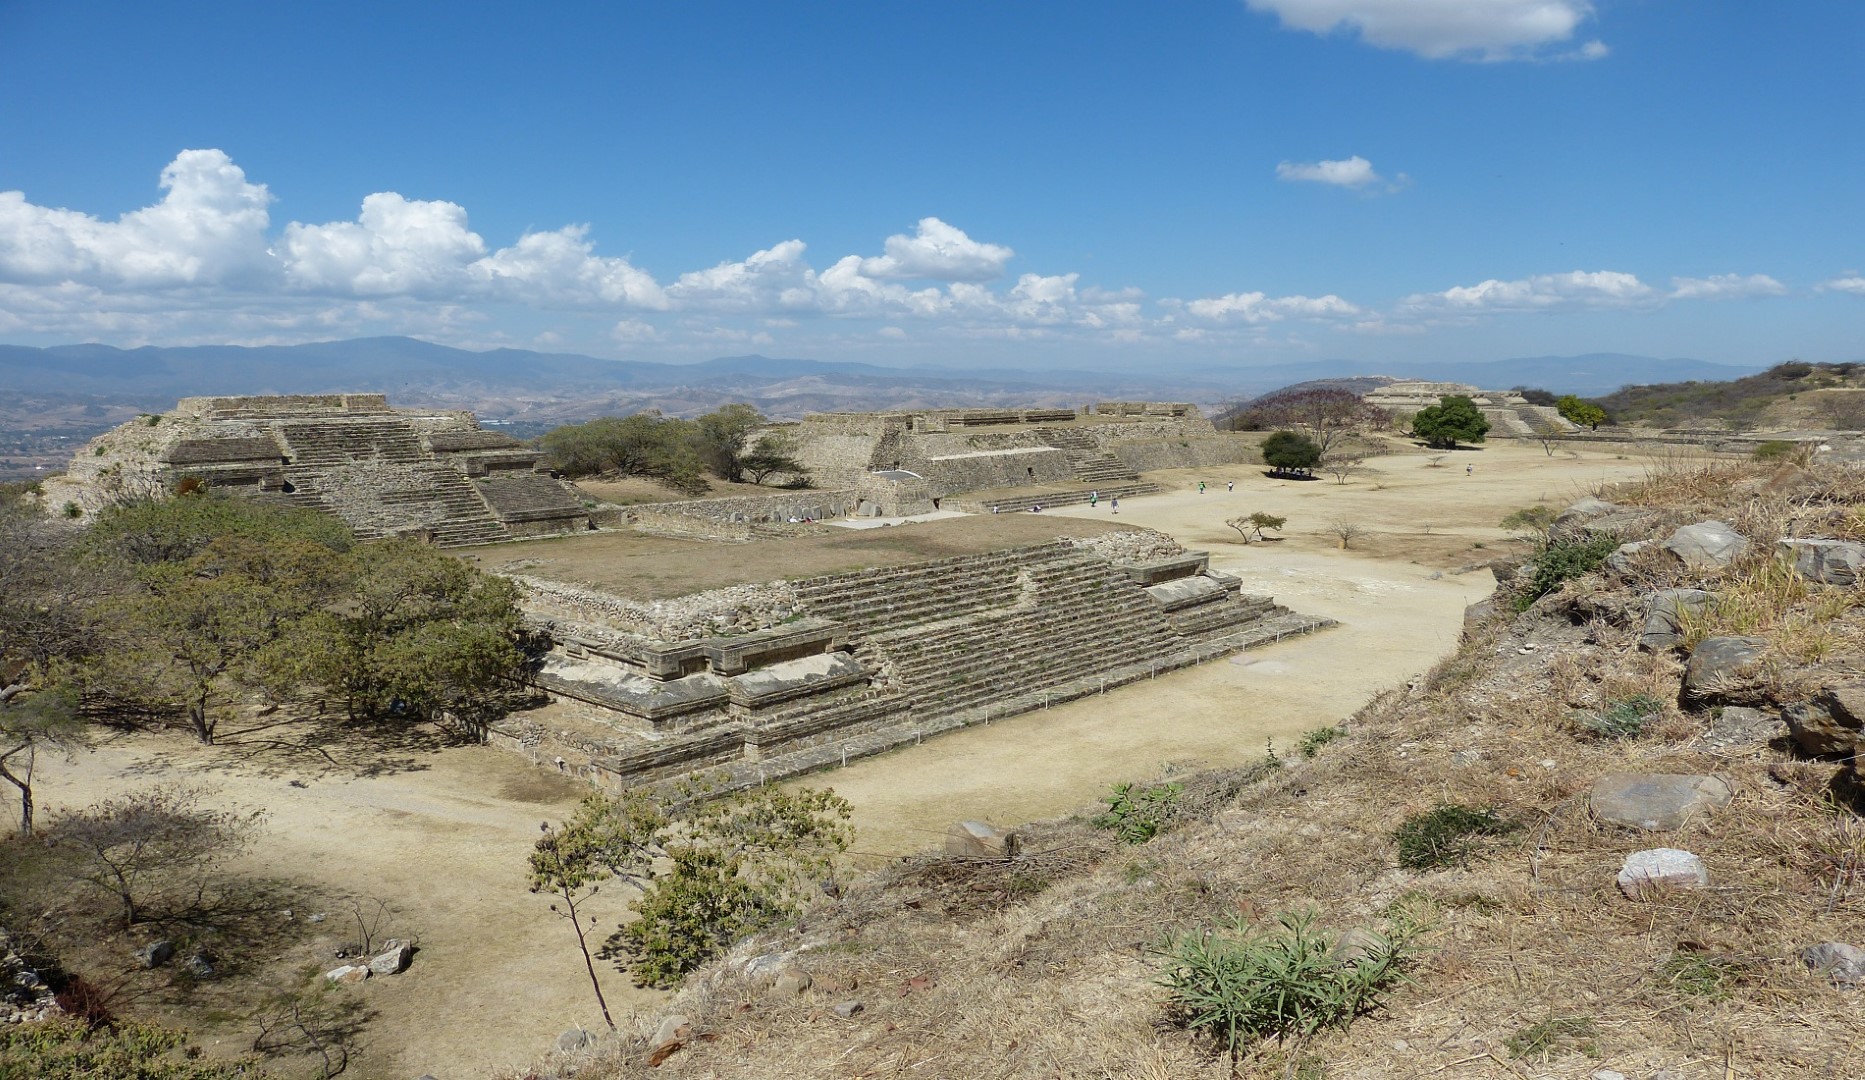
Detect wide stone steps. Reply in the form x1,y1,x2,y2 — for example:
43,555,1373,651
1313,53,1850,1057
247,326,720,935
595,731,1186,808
795,546,1081,628
275,420,426,466
1069,454,1142,482
950,481,1160,514
1166,597,1283,641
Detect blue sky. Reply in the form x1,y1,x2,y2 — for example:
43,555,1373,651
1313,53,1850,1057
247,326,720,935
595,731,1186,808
0,1,1859,371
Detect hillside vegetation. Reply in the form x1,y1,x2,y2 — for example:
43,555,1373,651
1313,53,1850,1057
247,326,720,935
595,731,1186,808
1596,361,1865,430
523,454,1865,1079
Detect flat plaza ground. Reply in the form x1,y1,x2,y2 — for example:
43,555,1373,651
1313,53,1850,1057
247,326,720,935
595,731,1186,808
35,439,1669,1079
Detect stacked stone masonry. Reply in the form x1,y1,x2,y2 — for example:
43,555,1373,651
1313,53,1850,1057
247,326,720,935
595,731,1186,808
499,540,1332,796
49,395,592,546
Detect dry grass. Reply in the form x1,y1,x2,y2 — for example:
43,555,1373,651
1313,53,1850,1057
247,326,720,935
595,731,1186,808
505,453,1865,1079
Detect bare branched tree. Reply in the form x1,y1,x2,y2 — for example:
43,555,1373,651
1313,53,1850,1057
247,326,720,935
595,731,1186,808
1327,518,1366,550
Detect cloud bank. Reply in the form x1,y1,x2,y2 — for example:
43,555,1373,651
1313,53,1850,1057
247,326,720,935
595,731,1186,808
1243,0,1606,62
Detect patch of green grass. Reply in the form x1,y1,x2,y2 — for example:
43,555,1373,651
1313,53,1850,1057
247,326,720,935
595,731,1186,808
1297,726,1343,757
1155,910,1420,1056
1658,953,1744,1001
1393,804,1517,870
1505,1015,1599,1060
1514,536,1621,611
1092,782,1184,845
1580,693,1666,740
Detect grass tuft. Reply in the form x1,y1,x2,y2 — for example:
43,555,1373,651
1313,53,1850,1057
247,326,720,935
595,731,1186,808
1393,804,1517,870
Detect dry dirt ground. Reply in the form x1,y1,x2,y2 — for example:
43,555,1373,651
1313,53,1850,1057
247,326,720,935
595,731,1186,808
29,439,1661,1079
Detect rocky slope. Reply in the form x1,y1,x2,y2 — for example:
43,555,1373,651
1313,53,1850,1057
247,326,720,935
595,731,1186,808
515,455,1865,1080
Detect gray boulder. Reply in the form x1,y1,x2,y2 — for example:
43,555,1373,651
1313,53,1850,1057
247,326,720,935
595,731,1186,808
1779,538,1865,585
1639,588,1712,651
1662,521,1750,570
945,820,1020,858
1682,636,1769,702
772,965,812,997
369,940,414,976
1782,683,1865,757
1616,848,1708,898
1802,942,1865,986
1590,774,1732,831
325,964,370,985
1606,540,1653,575
1549,498,1621,542
556,1029,592,1053
832,1000,864,1019
137,940,175,969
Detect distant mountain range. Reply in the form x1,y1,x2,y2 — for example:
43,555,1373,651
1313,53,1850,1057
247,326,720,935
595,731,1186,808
0,338,1767,423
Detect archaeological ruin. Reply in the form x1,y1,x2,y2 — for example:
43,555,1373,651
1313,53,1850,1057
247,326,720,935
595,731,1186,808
1362,381,1578,437
48,394,1330,792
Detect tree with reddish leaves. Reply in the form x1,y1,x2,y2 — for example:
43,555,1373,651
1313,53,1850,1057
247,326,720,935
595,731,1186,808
1229,388,1388,457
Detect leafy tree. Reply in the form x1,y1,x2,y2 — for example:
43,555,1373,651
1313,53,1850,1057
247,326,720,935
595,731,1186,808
0,1019,275,1079
1554,394,1607,430
1260,431,1322,476
1411,396,1490,449
538,413,707,493
1231,388,1386,456
297,539,526,721
534,785,852,989
48,785,264,929
1512,386,1558,406
738,431,809,486
693,404,767,484
82,495,350,569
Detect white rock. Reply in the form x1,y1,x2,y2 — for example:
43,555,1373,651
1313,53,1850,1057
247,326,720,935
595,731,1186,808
1617,848,1708,899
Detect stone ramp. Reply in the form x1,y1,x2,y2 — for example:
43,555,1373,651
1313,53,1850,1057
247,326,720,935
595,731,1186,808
275,418,427,467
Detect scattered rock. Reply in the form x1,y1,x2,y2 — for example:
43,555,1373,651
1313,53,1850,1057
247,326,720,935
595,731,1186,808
1590,774,1732,830
137,940,175,970
1662,520,1750,570
1682,636,1769,703
1782,683,1865,758
742,951,795,986
369,940,414,976
1709,705,1777,747
772,965,812,997
945,820,1020,858
1802,942,1865,986
1591,1071,1628,1080
325,964,370,985
1639,588,1712,652
1617,848,1708,898
1779,538,1865,585
1605,541,1652,575
1549,498,1622,542
831,1000,864,1019
307,913,326,923
183,953,216,980
647,1013,689,1066
557,1028,593,1053
1451,749,1486,767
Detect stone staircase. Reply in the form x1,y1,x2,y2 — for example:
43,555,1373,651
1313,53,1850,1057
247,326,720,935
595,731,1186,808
1038,427,1143,483
476,473,587,524
948,479,1160,514
274,419,427,467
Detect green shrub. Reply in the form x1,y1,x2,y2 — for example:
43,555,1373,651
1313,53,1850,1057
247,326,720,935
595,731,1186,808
1155,910,1419,1055
1753,439,1807,463
1514,536,1620,611
61,501,81,519
1297,726,1342,757
1581,693,1665,739
1393,804,1516,869
1505,1015,1598,1060
1093,781,1184,845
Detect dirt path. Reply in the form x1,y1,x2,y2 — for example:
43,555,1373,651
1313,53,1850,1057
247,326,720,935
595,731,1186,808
28,439,1654,1079
788,441,1654,856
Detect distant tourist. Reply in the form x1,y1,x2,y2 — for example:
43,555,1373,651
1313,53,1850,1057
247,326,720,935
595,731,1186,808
1466,464,1473,476
1227,480,1234,493
1110,497,1119,514
1198,481,1206,494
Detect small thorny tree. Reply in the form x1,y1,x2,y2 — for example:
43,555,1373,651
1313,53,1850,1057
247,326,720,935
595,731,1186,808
531,783,852,1001
50,785,264,929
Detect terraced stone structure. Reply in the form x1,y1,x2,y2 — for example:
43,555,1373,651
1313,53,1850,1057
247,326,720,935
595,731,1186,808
783,402,1252,514
497,525,1331,794
46,394,591,545
1361,381,1579,438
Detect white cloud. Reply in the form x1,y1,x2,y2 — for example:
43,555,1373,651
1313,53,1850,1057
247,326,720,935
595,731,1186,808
1402,269,1657,315
281,192,485,296
1181,290,1363,323
857,217,1014,282
1669,273,1787,301
610,318,660,344
470,225,668,309
1244,0,1604,62
877,326,907,339
0,149,273,287
1819,274,1865,296
1276,156,1382,188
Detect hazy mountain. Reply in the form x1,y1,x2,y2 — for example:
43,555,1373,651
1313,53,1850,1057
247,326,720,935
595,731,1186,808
0,337,1767,419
